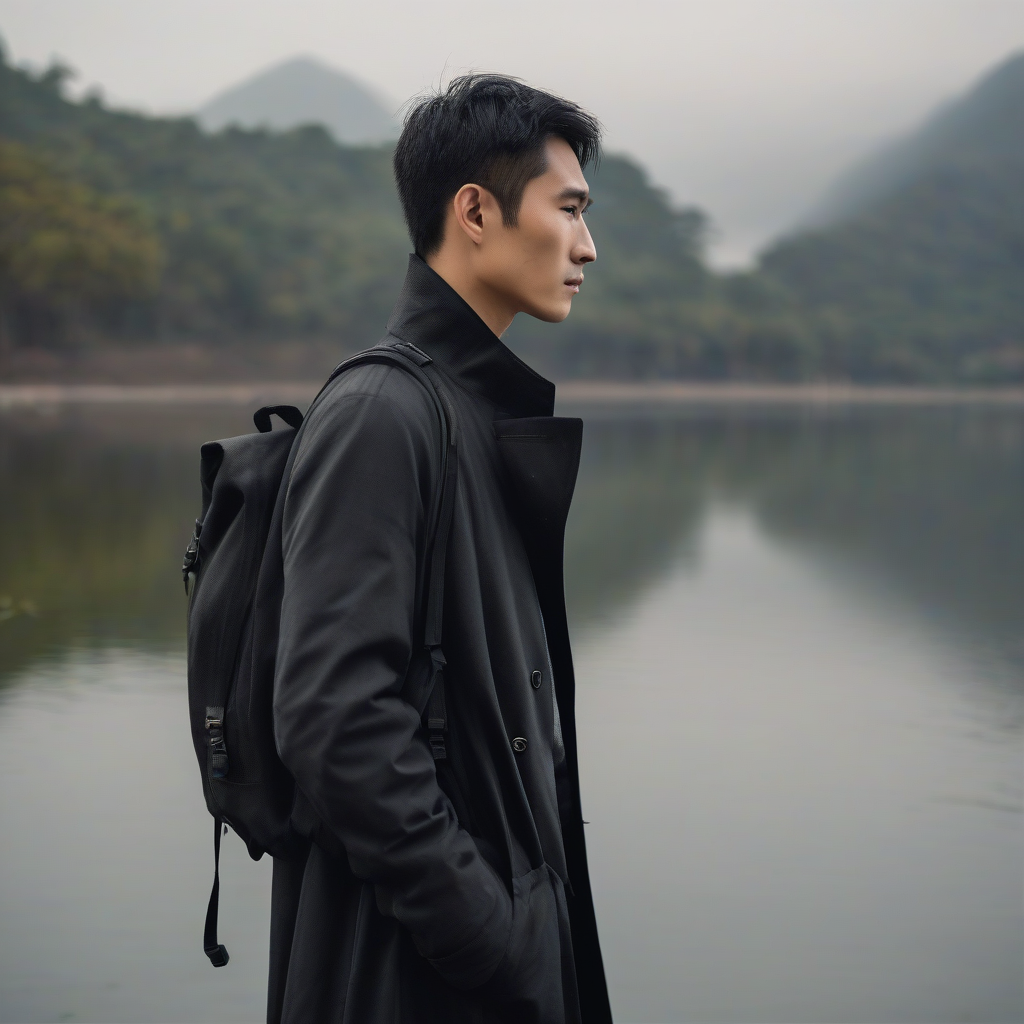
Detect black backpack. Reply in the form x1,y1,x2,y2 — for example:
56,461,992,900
182,342,458,968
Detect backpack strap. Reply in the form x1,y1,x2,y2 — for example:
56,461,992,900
305,341,460,759
417,358,459,760
203,817,229,967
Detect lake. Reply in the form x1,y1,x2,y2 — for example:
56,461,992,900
0,398,1021,1023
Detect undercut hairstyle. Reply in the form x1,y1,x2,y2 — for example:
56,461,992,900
394,75,602,258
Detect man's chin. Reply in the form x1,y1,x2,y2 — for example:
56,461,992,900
524,299,572,325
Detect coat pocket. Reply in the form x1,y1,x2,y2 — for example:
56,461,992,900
484,864,574,1024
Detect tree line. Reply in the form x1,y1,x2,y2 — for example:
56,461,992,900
1,47,1020,382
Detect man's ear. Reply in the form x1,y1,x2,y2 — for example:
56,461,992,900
452,183,499,247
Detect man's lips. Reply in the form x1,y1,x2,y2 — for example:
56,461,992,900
565,276,583,293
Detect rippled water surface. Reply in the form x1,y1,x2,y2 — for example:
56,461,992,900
1,402,1021,1023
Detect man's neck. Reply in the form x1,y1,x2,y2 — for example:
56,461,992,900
425,251,516,338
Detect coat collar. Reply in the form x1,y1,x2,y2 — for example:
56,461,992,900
385,255,556,418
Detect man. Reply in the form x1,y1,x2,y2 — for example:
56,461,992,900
269,75,612,1024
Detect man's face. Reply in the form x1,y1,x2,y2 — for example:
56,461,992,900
478,137,597,324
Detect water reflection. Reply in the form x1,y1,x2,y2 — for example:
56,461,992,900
0,402,1021,1022
577,506,1021,1022
568,407,1024,674
0,407,251,681
0,649,272,1024
2,404,1021,684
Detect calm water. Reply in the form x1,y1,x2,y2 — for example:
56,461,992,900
0,401,1021,1023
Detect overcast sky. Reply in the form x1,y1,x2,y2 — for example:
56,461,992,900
2,0,1022,265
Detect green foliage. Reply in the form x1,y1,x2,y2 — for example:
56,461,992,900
759,53,1024,383
0,54,409,344
0,140,161,344
0,46,1021,381
762,160,1024,382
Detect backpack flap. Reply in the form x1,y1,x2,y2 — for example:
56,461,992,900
186,427,298,839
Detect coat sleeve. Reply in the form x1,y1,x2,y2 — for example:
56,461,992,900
273,375,512,989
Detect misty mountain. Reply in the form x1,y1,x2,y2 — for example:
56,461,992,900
757,50,1024,381
808,51,1024,227
198,56,398,145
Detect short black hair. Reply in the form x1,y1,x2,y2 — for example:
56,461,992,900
394,74,601,257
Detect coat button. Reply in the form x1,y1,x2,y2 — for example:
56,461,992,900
531,670,543,689
512,737,528,753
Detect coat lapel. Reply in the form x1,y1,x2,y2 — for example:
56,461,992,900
493,414,583,764
494,414,608,1017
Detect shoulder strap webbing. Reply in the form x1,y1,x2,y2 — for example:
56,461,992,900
203,818,229,967
272,341,459,655
322,342,459,650
416,358,459,760
322,344,459,651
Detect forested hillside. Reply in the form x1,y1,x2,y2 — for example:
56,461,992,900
0,47,709,367
0,51,407,347
758,51,1024,382
1,42,1021,383
809,52,1024,226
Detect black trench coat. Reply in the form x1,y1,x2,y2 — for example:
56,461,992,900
268,255,612,1024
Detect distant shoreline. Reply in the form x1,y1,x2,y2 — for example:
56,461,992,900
2,380,1023,410
559,381,1024,407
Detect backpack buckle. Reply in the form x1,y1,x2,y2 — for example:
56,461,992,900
205,707,229,779
205,942,229,968
182,520,202,590
426,648,447,761
393,342,433,366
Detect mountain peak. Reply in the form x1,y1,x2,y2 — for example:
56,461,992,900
807,49,1024,227
198,55,398,145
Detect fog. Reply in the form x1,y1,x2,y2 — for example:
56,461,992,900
1,0,1022,265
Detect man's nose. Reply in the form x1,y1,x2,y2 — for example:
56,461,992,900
573,219,597,265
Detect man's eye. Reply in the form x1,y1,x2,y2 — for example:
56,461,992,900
563,206,578,217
